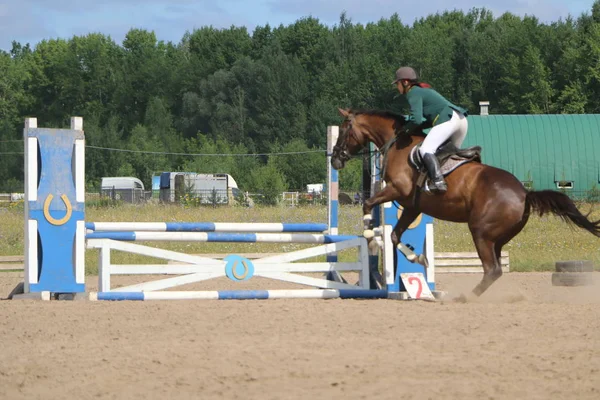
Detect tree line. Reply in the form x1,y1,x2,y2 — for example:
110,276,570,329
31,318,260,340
1,3,600,198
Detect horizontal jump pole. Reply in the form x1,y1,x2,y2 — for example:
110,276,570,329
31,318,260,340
89,289,389,301
86,222,328,233
86,232,360,243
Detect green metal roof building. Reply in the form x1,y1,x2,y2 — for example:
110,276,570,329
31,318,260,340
462,107,600,198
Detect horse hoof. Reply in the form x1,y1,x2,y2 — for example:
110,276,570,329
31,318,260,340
453,293,477,303
453,294,469,303
417,254,429,268
363,230,375,239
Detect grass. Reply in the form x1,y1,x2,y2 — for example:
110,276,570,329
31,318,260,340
1,201,599,274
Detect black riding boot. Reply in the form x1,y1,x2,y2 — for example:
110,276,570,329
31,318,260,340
422,153,447,193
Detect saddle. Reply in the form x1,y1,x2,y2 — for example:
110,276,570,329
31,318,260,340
409,141,482,194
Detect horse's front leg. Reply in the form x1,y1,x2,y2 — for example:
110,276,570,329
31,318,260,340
362,185,399,238
390,206,419,249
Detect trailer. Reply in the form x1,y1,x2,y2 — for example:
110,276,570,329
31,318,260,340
100,177,147,203
155,172,240,205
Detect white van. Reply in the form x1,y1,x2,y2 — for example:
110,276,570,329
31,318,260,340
100,177,146,203
306,183,324,194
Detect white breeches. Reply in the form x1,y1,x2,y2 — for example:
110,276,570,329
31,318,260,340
419,110,468,156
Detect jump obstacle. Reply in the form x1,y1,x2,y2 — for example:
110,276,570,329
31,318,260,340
13,118,438,301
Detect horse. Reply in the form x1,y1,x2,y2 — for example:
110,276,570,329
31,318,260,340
331,108,600,298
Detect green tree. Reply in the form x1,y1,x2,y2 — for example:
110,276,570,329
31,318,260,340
555,82,587,114
582,19,600,112
0,51,30,128
116,29,176,131
520,45,554,113
248,161,287,205
181,26,252,92
338,158,364,192
250,46,309,149
251,24,274,58
270,139,326,191
182,136,238,175
84,114,126,189
274,16,329,80
25,38,73,126
122,124,167,186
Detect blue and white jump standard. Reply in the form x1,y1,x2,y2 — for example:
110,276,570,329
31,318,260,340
14,117,86,300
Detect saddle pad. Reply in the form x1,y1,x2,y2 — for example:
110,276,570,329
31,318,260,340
440,155,473,176
410,147,474,177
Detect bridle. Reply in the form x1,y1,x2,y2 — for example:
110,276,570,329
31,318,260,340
332,117,367,162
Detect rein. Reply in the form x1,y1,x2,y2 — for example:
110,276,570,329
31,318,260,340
378,135,398,180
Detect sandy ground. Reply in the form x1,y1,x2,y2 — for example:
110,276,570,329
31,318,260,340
0,272,599,400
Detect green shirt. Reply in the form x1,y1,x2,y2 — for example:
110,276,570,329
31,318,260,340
403,86,468,131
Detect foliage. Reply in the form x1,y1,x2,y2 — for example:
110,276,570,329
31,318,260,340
585,185,600,202
248,161,287,205
86,197,122,208
3,4,600,195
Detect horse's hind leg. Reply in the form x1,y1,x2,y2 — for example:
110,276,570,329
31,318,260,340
391,206,429,276
391,207,427,263
390,207,420,248
471,234,503,296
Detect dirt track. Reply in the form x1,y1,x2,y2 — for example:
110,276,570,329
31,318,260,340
1,272,599,400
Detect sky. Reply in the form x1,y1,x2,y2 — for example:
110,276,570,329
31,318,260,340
0,0,594,51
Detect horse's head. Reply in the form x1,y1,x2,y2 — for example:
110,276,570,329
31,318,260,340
331,108,370,170
331,108,409,169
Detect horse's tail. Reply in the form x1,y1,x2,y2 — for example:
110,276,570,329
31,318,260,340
526,190,600,237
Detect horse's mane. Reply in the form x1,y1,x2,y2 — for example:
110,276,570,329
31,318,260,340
348,108,426,137
349,108,404,122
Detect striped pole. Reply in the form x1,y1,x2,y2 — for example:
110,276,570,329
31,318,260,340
90,289,389,301
326,126,345,282
327,126,339,238
367,143,384,289
86,231,360,243
86,222,328,233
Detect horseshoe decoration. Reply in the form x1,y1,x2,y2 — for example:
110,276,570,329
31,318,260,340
232,259,251,280
43,194,73,226
224,255,255,281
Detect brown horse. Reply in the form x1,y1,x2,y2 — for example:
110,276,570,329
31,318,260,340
331,108,600,297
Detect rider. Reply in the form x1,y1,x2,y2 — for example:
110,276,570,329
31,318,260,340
393,66,469,193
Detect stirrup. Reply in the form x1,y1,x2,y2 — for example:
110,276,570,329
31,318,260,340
423,177,446,195
431,178,447,193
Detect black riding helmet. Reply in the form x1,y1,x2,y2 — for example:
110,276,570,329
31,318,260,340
392,66,418,84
